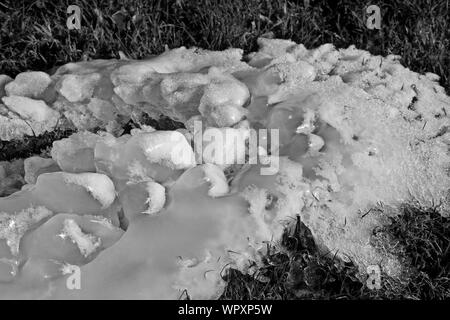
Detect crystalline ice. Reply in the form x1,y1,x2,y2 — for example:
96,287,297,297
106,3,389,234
1,96,60,138
24,156,60,184
51,131,101,173
57,73,102,102
198,68,250,127
0,172,118,217
0,206,53,256
21,213,123,267
5,72,53,100
94,130,194,185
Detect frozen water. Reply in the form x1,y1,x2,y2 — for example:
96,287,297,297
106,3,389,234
0,38,449,299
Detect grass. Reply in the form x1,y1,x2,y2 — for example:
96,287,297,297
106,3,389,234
1,0,449,91
221,206,450,300
220,216,373,300
1,0,449,299
371,205,450,299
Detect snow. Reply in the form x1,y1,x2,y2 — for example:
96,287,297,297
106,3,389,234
0,37,449,299
143,181,166,215
61,172,116,209
201,163,229,197
0,206,53,256
61,218,102,258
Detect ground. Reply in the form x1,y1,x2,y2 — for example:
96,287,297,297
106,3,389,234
0,0,449,299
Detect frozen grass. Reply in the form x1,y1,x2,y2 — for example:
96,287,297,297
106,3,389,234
0,0,449,299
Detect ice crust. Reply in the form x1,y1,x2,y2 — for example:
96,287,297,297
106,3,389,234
0,38,449,299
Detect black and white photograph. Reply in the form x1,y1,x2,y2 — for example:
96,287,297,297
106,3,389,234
0,0,449,310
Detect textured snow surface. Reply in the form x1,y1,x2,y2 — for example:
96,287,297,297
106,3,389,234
0,38,449,299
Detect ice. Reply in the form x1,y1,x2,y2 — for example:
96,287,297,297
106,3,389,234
0,172,118,217
57,74,102,102
0,206,53,256
0,38,450,299
4,72,53,100
1,96,60,138
24,156,60,184
198,68,250,127
2,96,58,123
61,172,116,209
21,213,123,268
94,130,193,185
199,127,249,168
51,131,101,173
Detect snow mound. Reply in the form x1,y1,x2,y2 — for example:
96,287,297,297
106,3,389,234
0,38,449,299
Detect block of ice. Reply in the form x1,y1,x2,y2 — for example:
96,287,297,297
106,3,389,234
21,213,123,269
198,68,250,127
94,130,194,185
0,172,117,217
5,72,52,100
51,131,101,173
57,74,102,102
24,156,60,184
1,96,60,138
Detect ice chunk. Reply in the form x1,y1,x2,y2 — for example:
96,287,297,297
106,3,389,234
198,68,249,127
51,131,101,173
0,172,117,217
199,127,249,168
5,72,52,100
119,180,166,218
57,73,101,102
1,96,60,139
0,114,34,140
21,214,124,266
86,98,117,122
24,156,60,184
138,131,195,170
19,258,65,282
110,46,246,85
95,130,194,185
61,172,116,209
2,96,58,123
